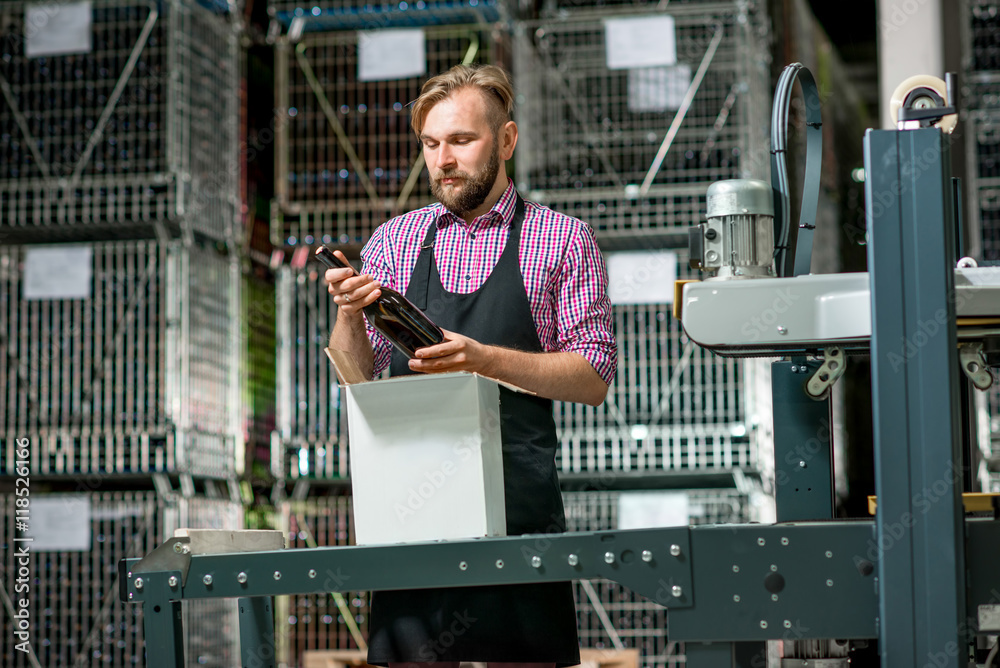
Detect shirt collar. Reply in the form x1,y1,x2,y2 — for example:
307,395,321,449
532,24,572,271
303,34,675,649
435,179,518,230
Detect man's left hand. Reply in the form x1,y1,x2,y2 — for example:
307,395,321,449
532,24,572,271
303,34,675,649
408,329,496,375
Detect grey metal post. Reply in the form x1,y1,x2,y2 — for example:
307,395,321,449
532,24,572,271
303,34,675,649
238,597,276,668
865,127,966,668
771,360,835,522
138,571,185,667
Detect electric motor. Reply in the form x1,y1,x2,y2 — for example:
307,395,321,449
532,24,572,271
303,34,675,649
689,179,775,280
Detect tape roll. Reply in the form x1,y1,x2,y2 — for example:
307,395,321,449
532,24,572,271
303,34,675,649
889,74,958,133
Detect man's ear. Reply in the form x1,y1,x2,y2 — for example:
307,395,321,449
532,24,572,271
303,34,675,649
501,120,518,160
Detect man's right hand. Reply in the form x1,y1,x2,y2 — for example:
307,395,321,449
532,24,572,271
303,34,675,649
324,250,382,317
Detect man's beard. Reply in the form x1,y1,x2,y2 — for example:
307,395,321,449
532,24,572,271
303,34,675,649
430,140,501,217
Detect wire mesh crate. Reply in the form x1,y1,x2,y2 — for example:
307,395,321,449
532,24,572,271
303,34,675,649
277,496,370,665
268,0,502,31
0,0,240,241
976,186,1000,261
275,264,350,480
512,2,770,242
969,110,1000,181
539,0,748,16
537,186,706,249
554,249,763,475
968,0,1000,73
0,490,242,668
563,487,763,667
0,239,242,477
272,24,505,245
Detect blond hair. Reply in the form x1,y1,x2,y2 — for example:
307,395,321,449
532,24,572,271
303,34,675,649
411,64,514,137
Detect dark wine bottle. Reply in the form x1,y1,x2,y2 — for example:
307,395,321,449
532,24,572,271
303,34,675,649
315,245,445,358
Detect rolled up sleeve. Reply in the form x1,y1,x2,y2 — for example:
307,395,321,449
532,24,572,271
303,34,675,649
552,224,617,385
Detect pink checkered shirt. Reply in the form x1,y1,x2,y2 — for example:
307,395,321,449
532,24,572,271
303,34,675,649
361,180,617,386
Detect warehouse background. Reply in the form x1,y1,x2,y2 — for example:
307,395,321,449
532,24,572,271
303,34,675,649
0,0,995,666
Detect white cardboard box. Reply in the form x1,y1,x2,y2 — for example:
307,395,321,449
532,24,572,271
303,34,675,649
331,359,509,545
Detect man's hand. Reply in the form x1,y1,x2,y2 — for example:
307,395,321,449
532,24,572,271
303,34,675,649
323,249,381,318
408,329,497,375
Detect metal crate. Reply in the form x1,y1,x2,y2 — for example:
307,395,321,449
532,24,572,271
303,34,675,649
976,186,1000,261
513,2,769,245
268,0,501,31
537,187,707,249
969,110,1000,181
277,496,370,665
968,0,1000,73
512,3,770,200
0,0,240,241
563,488,762,668
273,24,504,245
276,264,350,480
0,490,242,668
539,0,747,16
554,250,761,475
0,239,242,478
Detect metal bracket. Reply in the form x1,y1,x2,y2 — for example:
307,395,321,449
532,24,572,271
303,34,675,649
959,343,994,390
805,347,846,399
131,537,193,587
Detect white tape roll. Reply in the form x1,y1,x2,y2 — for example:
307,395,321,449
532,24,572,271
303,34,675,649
889,74,958,134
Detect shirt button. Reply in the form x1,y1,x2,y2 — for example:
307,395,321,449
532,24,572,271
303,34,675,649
469,232,476,239
464,274,471,280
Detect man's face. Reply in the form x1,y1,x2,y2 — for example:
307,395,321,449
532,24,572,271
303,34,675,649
420,87,503,217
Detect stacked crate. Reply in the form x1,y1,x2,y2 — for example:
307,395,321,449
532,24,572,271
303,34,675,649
270,0,507,479
964,0,1000,491
516,0,773,477
0,0,241,240
0,1,252,664
513,0,772,247
272,20,505,246
0,240,243,479
0,489,243,667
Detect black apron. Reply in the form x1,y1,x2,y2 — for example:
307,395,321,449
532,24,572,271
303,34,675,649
367,197,580,666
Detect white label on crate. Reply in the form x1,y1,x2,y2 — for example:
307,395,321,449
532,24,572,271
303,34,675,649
604,15,677,70
23,245,93,300
24,496,92,551
628,64,692,113
618,491,689,530
25,1,93,58
606,250,677,305
358,28,426,82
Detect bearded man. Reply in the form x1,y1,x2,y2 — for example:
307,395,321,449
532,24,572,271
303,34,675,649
326,63,617,668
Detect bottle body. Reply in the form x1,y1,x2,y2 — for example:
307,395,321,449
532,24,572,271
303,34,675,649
315,246,444,358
